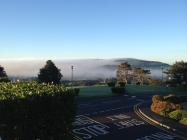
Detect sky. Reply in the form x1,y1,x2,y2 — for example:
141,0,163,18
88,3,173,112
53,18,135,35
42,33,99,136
0,0,186,64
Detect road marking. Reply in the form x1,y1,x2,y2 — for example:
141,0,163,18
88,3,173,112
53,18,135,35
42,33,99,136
72,115,110,140
134,102,187,140
136,132,177,140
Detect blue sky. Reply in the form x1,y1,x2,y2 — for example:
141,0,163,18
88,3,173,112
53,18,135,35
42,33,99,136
0,0,186,64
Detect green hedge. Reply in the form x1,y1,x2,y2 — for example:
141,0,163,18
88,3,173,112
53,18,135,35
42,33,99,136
0,82,77,140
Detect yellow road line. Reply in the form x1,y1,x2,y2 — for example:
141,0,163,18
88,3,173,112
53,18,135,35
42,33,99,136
134,102,187,140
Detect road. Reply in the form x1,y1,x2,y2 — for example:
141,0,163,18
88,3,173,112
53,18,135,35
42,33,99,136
72,94,186,140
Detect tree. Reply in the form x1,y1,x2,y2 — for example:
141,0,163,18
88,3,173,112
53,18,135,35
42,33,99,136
132,67,150,85
0,65,10,82
116,62,131,85
166,61,187,87
38,60,63,84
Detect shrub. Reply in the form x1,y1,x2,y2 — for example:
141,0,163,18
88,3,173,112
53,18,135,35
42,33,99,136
0,82,76,140
107,82,116,87
179,96,187,103
152,95,164,103
180,117,187,125
164,94,180,104
151,95,182,114
168,110,187,121
74,88,80,96
160,108,174,117
0,77,10,82
111,87,126,94
118,82,126,87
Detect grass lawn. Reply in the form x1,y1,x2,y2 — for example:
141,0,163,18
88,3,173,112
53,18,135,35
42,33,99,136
78,85,113,98
77,85,186,99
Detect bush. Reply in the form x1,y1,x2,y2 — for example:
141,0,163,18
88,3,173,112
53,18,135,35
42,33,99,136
74,88,80,96
160,108,174,117
107,82,116,87
118,82,126,87
151,95,182,114
179,96,187,103
111,87,126,94
152,95,164,103
0,77,10,82
180,117,187,125
0,82,76,140
164,94,180,104
168,110,187,121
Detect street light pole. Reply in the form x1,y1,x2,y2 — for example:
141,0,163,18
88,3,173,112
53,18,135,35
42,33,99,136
161,66,164,85
71,65,74,83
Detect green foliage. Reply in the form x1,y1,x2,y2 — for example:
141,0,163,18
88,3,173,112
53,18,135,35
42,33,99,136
0,77,10,82
168,110,187,121
118,82,126,87
38,60,63,84
111,87,126,94
166,61,187,88
180,117,187,125
132,67,151,85
74,88,80,96
107,81,116,87
0,65,9,83
0,82,76,140
160,108,174,117
163,95,180,104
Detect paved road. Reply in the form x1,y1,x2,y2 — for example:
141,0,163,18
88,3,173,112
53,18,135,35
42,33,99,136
72,95,185,140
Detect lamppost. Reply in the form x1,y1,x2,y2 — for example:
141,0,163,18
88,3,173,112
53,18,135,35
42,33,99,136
161,66,164,85
71,65,74,83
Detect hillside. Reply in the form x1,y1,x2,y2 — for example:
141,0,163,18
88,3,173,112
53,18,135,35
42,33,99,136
103,58,169,71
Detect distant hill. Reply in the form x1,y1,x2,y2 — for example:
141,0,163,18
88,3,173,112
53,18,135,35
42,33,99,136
0,58,170,80
103,58,170,71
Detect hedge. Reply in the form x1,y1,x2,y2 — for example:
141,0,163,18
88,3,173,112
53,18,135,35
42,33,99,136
0,82,77,140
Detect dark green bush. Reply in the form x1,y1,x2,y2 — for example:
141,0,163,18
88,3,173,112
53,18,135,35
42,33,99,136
107,82,116,87
0,77,10,82
111,87,126,94
0,82,76,140
118,82,126,87
179,96,187,103
164,95,180,104
74,88,80,96
160,108,174,117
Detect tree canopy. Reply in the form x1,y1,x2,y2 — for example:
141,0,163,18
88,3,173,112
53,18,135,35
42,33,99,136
132,67,150,85
116,62,131,84
166,61,187,87
38,60,63,84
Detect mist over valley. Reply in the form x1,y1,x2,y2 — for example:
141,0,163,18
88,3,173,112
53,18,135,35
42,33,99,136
0,58,169,80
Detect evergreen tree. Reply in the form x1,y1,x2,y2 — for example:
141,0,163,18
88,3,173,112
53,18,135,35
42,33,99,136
166,61,187,87
0,65,10,82
38,60,63,84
